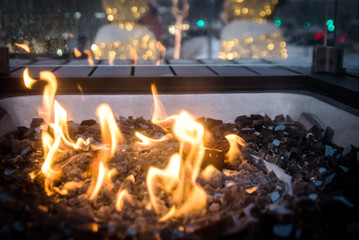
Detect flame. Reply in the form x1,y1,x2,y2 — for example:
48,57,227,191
245,186,258,194
135,132,170,146
23,68,37,88
201,165,219,180
74,48,82,57
83,49,94,66
145,85,207,221
23,70,122,199
87,104,122,200
115,175,135,211
108,50,116,66
225,134,246,164
15,43,31,53
129,47,138,65
156,41,166,65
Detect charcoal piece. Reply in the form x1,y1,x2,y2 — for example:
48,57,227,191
265,154,278,164
202,149,225,170
206,118,223,129
30,118,44,129
194,215,237,239
274,114,285,122
286,115,294,122
323,127,335,143
80,119,97,126
342,145,353,156
297,113,323,131
235,115,252,127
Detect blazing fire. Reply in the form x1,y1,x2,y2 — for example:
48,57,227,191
23,69,246,221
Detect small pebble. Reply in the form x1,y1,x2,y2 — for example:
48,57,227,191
324,173,336,185
318,167,326,174
271,191,280,202
325,145,336,157
309,193,318,200
4,168,14,176
209,203,220,212
273,224,292,237
127,226,138,236
274,125,286,131
314,181,322,186
272,139,280,147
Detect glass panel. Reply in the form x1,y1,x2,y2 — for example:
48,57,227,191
0,0,358,68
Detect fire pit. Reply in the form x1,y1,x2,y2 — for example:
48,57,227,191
0,61,359,240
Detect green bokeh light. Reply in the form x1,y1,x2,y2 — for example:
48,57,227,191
328,24,335,32
326,19,334,26
197,19,205,27
274,17,281,27
304,21,310,28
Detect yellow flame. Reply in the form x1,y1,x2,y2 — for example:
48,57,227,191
83,49,94,66
87,104,122,200
225,134,246,164
23,68,37,89
245,186,258,194
108,50,116,66
115,175,135,211
74,48,82,57
135,132,170,146
129,47,138,65
15,43,30,53
145,86,208,221
201,165,219,180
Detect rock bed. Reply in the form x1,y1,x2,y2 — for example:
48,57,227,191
0,114,358,240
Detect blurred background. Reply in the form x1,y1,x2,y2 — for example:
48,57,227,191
0,0,358,68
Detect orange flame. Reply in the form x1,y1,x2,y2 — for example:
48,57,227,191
201,165,219,180
83,49,94,66
115,175,135,211
15,43,31,53
74,48,82,57
108,51,116,66
23,68,37,88
225,134,246,164
87,104,123,200
129,48,138,65
23,70,120,198
145,85,207,221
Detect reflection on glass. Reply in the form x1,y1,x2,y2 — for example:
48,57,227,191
92,0,160,61
219,0,287,59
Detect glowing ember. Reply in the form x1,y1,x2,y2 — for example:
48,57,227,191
15,43,31,53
